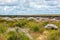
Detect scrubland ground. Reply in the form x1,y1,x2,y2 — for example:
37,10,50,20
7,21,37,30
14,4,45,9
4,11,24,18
0,17,60,40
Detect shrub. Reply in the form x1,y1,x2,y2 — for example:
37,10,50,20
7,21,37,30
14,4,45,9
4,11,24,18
7,31,30,40
28,22,44,33
16,19,27,28
6,20,16,27
28,19,36,22
0,18,7,22
7,31,17,40
38,21,48,27
19,32,30,40
31,26,40,32
0,24,8,33
27,21,36,28
52,21,60,29
47,30,60,40
30,25,44,33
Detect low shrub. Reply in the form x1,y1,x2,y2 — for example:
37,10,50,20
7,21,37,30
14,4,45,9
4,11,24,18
0,24,8,34
19,32,30,40
28,19,36,22
7,31,30,40
7,31,17,40
47,30,60,40
28,22,44,33
16,19,27,28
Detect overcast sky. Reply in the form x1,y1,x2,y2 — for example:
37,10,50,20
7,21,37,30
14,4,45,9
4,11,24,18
0,0,60,15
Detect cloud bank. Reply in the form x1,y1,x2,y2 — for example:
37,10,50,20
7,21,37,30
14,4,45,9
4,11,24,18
0,0,60,15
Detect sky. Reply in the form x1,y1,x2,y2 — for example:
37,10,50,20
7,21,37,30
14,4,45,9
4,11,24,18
0,0,60,15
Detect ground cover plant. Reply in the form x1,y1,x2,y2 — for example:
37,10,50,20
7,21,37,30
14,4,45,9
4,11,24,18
0,17,60,40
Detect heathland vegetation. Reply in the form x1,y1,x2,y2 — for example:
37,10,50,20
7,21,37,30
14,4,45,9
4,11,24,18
0,17,60,40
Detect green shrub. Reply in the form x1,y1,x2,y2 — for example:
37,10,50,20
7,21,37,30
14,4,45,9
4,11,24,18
16,19,27,28
31,26,40,32
47,30,60,40
19,33,30,40
28,19,36,22
7,31,17,40
28,22,44,33
7,31,30,40
6,20,16,27
27,21,36,27
0,24,8,33
0,18,7,22
52,21,60,29
38,21,48,27
30,25,44,34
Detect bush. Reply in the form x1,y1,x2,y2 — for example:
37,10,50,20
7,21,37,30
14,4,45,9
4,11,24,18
7,31,30,40
47,30,60,40
7,31,17,40
6,20,16,27
28,22,44,33
52,21,60,29
0,18,7,22
28,19,36,22
19,32,30,40
31,26,40,32
0,24,8,33
31,26,44,33
38,21,48,27
16,19,27,28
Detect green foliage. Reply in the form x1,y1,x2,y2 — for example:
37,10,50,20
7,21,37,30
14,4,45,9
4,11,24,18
19,32,30,40
7,31,17,40
0,17,60,40
0,18,7,22
27,21,36,27
28,19,36,22
31,26,44,33
31,26,40,32
0,24,8,33
38,21,48,27
16,19,27,28
7,31,30,40
6,20,16,27
47,30,60,40
28,22,44,33
52,21,60,29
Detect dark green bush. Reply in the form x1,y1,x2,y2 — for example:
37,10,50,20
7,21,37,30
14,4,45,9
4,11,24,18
19,33,30,40
28,19,36,22
16,19,27,28
7,31,17,40
31,26,40,32
29,22,44,33
7,31,30,40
